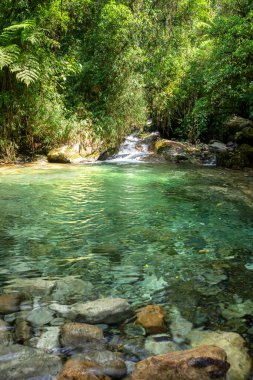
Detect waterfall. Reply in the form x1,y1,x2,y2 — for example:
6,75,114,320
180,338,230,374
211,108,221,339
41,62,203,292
106,132,158,163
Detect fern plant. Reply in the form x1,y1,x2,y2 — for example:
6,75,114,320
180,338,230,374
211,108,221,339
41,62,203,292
0,20,47,86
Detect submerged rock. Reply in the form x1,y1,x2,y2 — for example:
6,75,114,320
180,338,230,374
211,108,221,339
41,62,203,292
0,293,21,315
0,344,62,379
61,322,104,349
168,306,193,343
131,345,229,380
187,330,252,380
0,319,12,345
135,305,167,334
26,306,55,326
15,318,31,343
220,298,253,320
72,298,132,324
79,350,127,378
51,276,94,304
144,334,179,355
4,277,56,297
35,326,60,352
57,358,111,380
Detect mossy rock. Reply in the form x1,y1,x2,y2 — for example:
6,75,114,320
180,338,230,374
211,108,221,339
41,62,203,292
238,144,253,163
224,116,253,139
216,150,247,169
154,139,186,154
98,146,119,161
235,127,253,145
47,146,84,163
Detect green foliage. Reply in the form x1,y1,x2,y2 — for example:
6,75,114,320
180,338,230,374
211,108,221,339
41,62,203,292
0,0,252,157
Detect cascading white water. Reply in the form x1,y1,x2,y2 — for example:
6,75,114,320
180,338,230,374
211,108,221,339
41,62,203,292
106,132,157,163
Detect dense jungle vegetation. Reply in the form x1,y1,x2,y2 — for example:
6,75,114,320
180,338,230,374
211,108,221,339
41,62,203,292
0,0,252,159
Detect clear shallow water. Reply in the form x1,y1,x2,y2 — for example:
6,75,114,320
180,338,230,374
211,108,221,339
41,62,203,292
0,163,253,331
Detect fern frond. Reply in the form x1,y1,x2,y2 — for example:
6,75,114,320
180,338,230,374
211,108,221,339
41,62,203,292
0,45,20,69
0,20,36,44
10,54,40,86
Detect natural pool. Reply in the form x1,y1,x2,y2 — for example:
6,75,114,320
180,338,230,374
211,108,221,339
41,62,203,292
0,162,253,364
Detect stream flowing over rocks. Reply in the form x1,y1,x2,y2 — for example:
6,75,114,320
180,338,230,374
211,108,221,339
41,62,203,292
0,277,252,380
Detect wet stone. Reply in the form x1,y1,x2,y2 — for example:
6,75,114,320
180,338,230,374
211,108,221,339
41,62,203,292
57,358,111,380
35,326,60,352
124,323,146,337
135,305,167,335
77,349,127,378
72,298,132,324
0,293,21,315
51,276,94,304
168,306,193,343
144,334,180,355
187,329,252,380
61,322,104,349
4,277,56,297
49,302,76,320
15,318,31,343
26,307,55,326
0,344,62,380
131,345,229,380
0,319,12,345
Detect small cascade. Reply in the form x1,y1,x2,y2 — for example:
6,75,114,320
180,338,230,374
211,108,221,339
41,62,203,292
106,132,157,163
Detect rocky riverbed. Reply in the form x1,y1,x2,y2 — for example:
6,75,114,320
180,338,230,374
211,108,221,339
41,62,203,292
0,276,252,379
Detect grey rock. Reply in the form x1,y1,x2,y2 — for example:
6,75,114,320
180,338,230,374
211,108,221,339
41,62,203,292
51,276,93,304
124,323,146,337
49,303,76,320
35,326,60,352
78,350,127,378
144,334,180,355
168,306,193,343
72,298,132,324
26,307,54,327
0,344,62,379
4,278,56,297
209,141,228,153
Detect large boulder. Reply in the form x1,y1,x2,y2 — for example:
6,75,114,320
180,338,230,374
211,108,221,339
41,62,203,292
154,139,191,163
131,345,229,380
47,141,102,164
57,358,111,380
0,344,62,379
47,145,86,164
135,305,167,334
224,116,253,138
72,298,132,324
187,330,252,380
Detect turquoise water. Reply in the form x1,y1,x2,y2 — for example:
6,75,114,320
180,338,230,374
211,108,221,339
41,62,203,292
0,163,253,331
